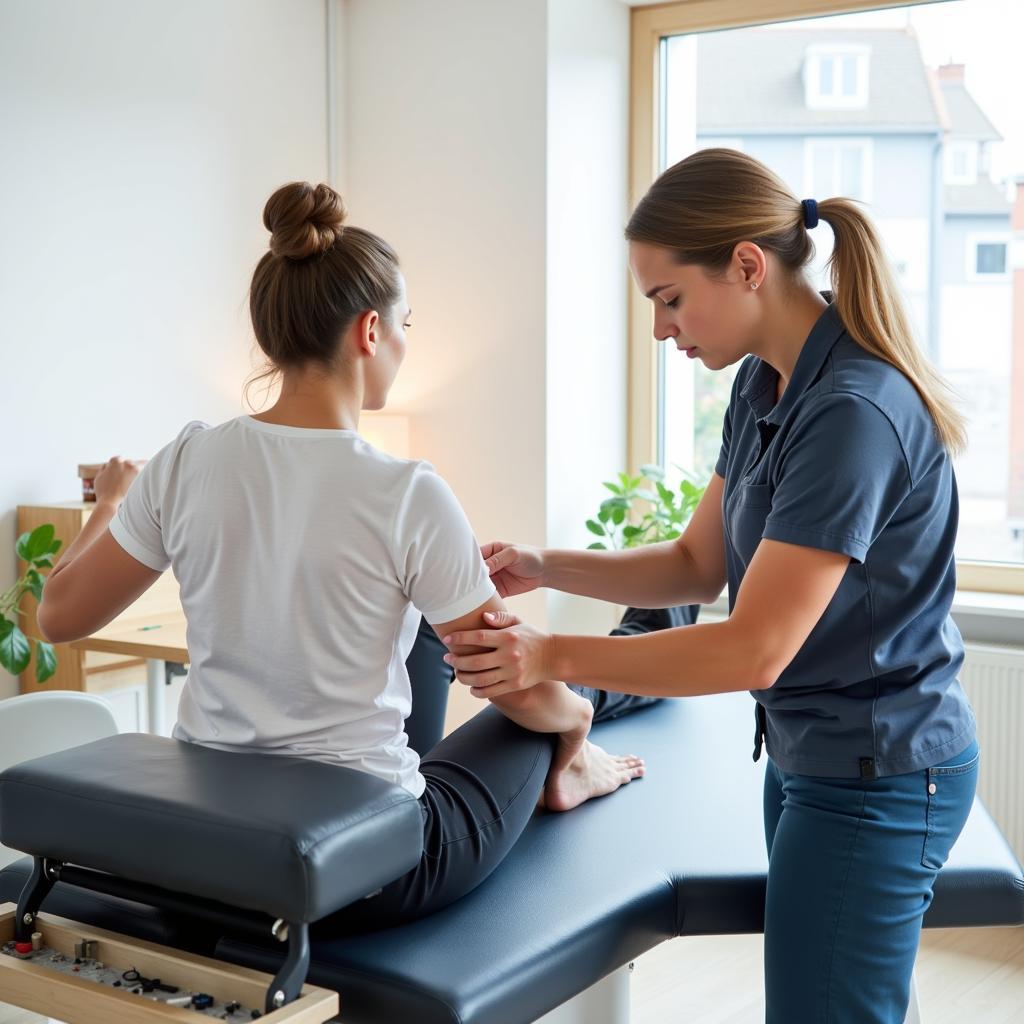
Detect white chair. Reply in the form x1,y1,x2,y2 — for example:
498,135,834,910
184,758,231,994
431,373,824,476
0,690,119,870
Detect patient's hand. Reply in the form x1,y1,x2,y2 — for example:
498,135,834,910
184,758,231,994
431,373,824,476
93,456,145,507
481,541,546,598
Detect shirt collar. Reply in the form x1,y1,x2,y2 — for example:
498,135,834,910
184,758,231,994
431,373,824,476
739,291,845,425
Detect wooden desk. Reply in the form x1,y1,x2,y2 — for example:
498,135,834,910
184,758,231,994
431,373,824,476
70,613,187,736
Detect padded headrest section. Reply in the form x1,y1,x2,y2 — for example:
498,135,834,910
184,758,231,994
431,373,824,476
0,733,424,923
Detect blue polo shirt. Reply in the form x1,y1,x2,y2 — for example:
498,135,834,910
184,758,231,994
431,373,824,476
716,294,975,779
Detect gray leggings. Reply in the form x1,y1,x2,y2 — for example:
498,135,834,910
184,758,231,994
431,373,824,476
311,606,696,936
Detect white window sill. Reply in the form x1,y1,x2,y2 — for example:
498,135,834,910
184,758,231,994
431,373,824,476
951,590,1024,648
701,590,1024,647
952,590,1024,619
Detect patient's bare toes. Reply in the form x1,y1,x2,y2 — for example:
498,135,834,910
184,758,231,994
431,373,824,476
543,742,645,813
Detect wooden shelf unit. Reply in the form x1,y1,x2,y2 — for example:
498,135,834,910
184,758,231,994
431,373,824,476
15,502,182,696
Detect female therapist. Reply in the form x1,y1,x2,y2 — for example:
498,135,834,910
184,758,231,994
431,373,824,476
445,148,979,1023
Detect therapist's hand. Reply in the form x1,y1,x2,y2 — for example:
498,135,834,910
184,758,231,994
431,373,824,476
481,541,547,598
443,614,555,698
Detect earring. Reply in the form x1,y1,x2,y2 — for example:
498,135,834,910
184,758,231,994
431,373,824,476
750,282,759,290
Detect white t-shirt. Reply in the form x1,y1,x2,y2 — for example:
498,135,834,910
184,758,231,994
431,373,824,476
108,416,497,798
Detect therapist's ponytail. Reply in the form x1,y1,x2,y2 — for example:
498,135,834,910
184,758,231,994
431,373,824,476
626,149,967,454
815,197,966,454
245,181,402,409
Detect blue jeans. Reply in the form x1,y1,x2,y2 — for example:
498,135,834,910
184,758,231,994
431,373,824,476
763,737,979,1023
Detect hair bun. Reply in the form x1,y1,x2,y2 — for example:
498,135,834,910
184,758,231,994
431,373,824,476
263,182,347,260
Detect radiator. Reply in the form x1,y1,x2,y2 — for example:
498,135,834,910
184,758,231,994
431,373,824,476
960,643,1024,863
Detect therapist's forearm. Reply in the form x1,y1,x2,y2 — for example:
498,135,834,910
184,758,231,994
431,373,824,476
549,619,770,698
543,541,715,608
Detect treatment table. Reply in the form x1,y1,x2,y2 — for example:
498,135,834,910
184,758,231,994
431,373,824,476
1,691,1022,1023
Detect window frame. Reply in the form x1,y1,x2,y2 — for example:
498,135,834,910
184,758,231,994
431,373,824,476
803,43,871,109
965,232,1011,282
944,140,979,186
803,136,874,203
628,0,1023,595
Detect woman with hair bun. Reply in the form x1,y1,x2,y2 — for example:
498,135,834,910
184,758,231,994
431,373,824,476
36,180,672,935
445,149,978,1021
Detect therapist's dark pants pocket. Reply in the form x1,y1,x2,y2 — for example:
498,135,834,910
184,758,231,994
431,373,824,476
762,740,979,1024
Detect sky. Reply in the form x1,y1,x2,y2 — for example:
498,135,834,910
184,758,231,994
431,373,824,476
779,0,1023,186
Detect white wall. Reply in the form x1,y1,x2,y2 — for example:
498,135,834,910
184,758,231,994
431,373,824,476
1,0,632,703
340,0,551,632
546,0,630,635
340,0,630,639
0,0,329,698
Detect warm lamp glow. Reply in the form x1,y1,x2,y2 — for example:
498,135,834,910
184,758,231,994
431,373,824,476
361,414,411,458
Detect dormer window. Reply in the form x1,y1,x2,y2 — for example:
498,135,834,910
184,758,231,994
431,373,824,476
945,140,978,185
804,45,870,110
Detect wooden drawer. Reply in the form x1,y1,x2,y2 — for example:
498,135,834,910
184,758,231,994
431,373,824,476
0,905,337,1023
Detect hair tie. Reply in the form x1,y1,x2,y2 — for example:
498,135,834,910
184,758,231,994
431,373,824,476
801,198,819,230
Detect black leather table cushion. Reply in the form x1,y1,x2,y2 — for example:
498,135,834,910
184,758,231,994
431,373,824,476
2,694,1021,1024
0,732,424,923
208,695,1024,1023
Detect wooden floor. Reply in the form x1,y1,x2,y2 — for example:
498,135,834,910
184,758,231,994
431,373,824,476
2,927,1022,1023
630,927,1024,1023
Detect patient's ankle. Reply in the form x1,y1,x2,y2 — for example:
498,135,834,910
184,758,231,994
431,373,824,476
562,690,594,741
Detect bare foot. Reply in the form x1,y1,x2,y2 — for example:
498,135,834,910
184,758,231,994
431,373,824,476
540,738,646,813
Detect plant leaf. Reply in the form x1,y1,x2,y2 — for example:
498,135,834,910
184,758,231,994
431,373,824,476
25,569,44,602
34,640,57,683
17,524,55,563
586,470,710,555
600,496,630,513
0,620,32,675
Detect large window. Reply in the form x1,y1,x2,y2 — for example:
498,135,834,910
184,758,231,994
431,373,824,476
630,0,1024,590
804,138,873,203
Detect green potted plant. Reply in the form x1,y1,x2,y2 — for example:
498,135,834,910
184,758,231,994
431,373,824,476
585,464,708,632
585,464,705,550
0,524,62,684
